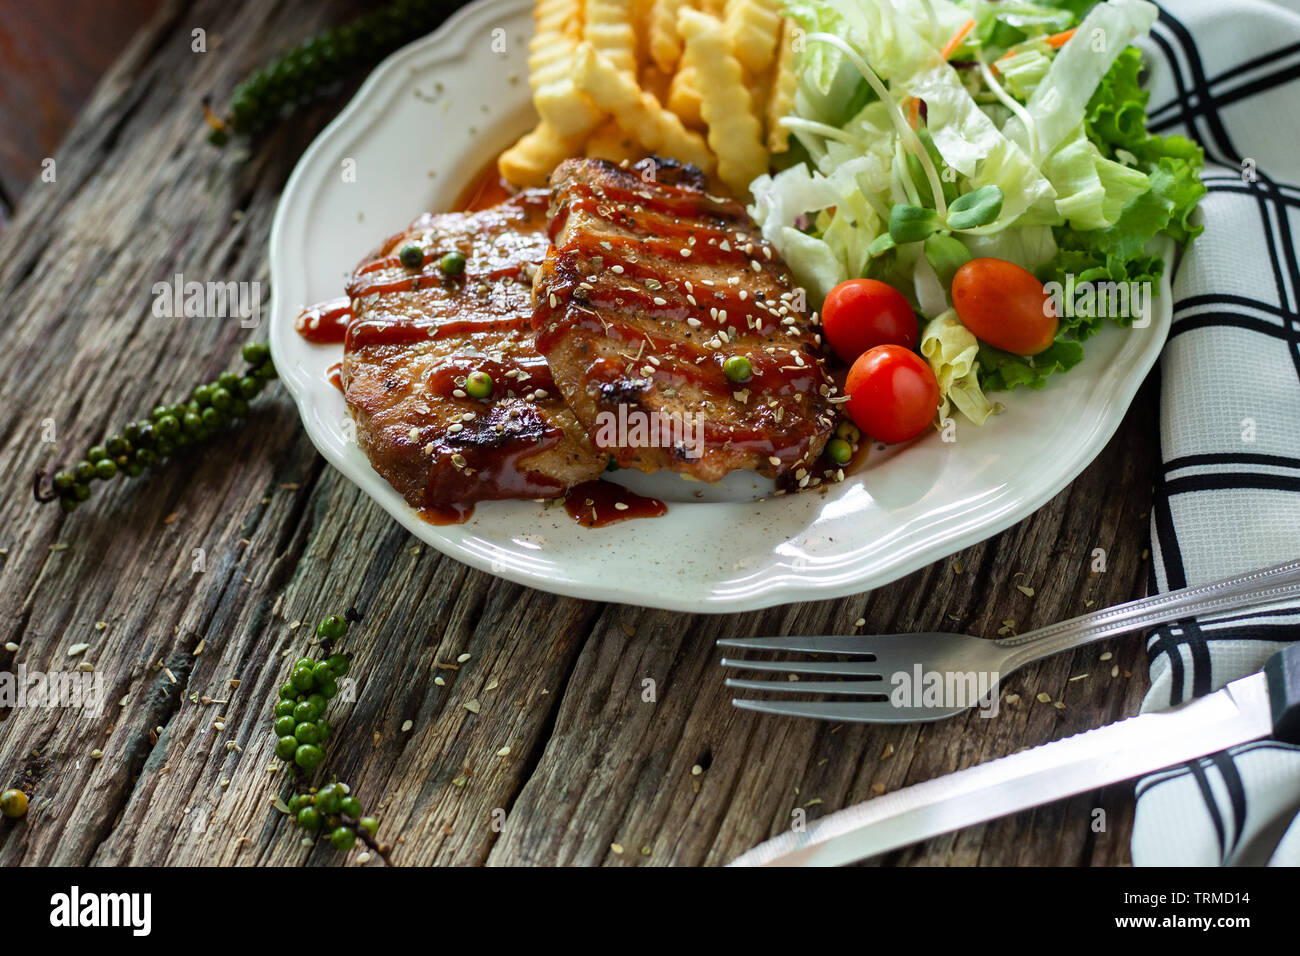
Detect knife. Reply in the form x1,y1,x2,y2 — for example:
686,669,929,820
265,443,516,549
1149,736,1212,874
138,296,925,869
729,644,1300,867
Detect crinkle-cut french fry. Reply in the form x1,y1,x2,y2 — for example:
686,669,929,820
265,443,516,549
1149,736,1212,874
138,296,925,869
723,0,783,76
499,122,586,187
584,120,648,164
765,16,798,153
677,8,767,196
667,65,704,129
640,64,674,104
572,43,715,172
583,0,638,76
649,0,693,72
529,0,603,137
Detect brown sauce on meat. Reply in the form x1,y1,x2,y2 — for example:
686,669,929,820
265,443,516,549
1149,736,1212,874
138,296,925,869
563,480,667,527
296,296,352,345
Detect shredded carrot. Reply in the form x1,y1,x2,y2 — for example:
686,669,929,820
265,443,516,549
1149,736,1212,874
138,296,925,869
992,26,1077,72
908,96,921,129
940,18,976,60
1045,28,1077,49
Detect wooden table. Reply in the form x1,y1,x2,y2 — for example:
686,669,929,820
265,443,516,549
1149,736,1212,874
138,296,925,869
0,0,1156,866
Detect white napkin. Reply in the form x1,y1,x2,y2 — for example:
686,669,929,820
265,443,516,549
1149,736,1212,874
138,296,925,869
1129,0,1300,866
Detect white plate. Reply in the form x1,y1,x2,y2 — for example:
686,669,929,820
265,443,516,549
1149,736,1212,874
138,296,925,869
269,0,1172,613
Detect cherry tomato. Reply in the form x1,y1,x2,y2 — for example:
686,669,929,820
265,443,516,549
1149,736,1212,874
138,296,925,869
844,345,940,445
821,278,917,363
950,258,1058,356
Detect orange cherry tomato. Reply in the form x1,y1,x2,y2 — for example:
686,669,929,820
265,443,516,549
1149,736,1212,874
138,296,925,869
821,278,918,363
844,345,940,445
950,258,1058,356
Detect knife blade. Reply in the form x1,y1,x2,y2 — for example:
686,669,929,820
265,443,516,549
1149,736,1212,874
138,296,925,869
730,642,1300,867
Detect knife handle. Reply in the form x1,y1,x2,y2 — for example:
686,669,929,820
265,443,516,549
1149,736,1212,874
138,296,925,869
1265,643,1300,743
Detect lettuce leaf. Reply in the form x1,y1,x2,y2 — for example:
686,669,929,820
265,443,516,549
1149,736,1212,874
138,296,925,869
977,338,1086,391
922,310,998,424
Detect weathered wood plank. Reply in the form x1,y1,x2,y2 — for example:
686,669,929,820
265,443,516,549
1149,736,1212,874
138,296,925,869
0,0,1158,868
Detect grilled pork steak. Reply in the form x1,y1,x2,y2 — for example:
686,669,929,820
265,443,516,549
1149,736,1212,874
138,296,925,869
342,190,607,519
532,158,835,485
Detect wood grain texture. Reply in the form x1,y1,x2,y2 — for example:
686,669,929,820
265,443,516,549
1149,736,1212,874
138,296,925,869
0,0,1155,867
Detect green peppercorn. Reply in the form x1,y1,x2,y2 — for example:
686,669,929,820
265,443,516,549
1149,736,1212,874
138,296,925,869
292,700,317,724
835,420,862,444
316,784,342,814
399,244,424,269
294,744,324,772
358,816,379,836
294,657,315,671
193,384,214,407
182,411,203,435
124,421,142,442
1,788,28,819
317,677,339,700
59,498,78,514
279,682,298,701
274,715,298,737
465,370,493,399
723,355,753,382
329,826,356,851
105,436,128,456
217,371,241,392
340,795,362,818
317,615,347,640
87,445,108,462
297,805,322,830
287,794,302,815
290,667,315,694
156,415,180,439
275,736,298,760
238,376,261,399
135,448,157,468
825,438,853,466
73,460,95,483
242,341,270,366
94,459,117,480
439,250,466,275
200,406,222,429
275,699,296,718
210,387,234,412
52,471,75,492
312,662,336,686
306,692,327,713
316,718,330,741
73,483,91,502
124,462,144,478
294,721,321,745
325,653,350,677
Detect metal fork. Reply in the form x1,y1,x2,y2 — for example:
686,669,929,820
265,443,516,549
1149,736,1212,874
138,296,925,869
718,558,1300,723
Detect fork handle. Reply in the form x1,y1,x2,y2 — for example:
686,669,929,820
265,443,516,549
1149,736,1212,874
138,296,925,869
995,558,1300,673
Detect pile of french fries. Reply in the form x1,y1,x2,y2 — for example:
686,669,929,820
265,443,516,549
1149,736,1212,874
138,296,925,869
498,0,798,198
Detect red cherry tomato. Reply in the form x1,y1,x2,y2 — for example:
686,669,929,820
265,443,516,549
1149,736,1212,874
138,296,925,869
821,278,918,363
844,345,940,445
950,258,1058,356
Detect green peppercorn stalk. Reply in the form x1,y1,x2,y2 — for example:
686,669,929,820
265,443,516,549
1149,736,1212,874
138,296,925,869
204,0,459,146
283,782,388,863
34,340,277,512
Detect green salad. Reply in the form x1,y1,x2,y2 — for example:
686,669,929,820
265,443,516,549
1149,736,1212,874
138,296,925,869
749,0,1205,426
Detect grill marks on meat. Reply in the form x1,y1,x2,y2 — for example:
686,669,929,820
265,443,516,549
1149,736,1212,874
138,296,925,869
532,158,836,485
341,190,607,519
